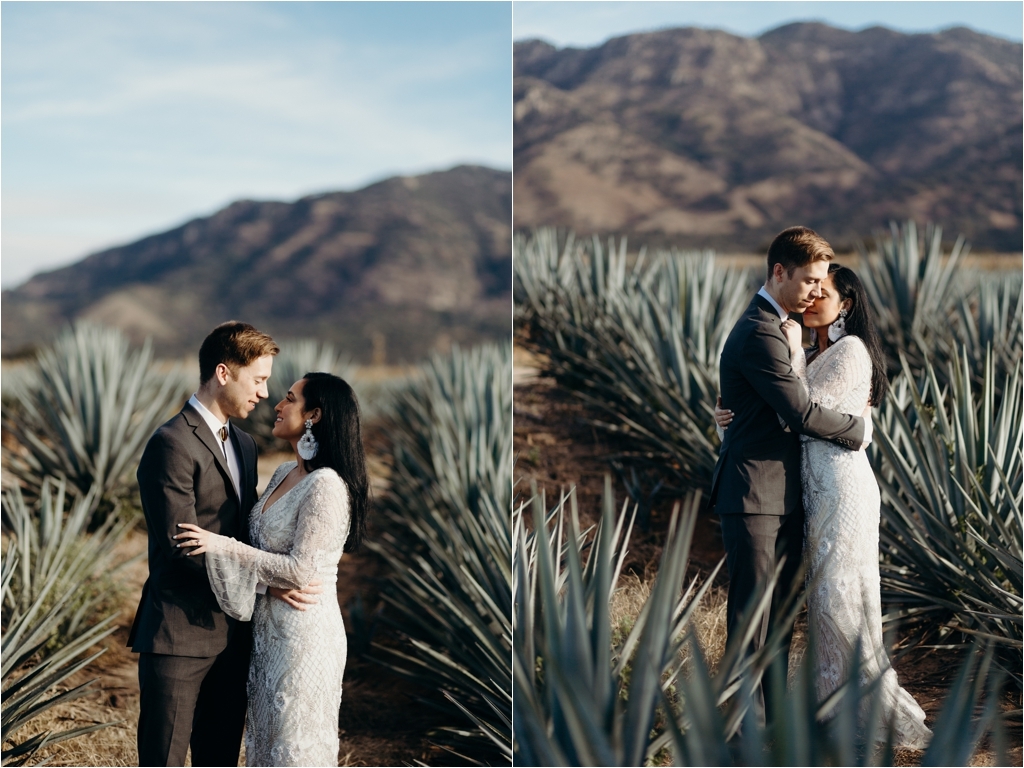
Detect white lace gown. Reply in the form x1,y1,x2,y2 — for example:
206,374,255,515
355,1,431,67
202,462,350,766
791,336,931,748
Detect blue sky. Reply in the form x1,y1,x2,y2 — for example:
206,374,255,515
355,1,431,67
2,2,512,288
513,1,1023,46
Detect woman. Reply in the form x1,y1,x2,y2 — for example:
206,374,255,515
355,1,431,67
175,372,369,766
716,264,931,748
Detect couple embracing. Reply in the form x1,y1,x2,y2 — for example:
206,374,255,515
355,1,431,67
710,227,932,747
127,321,369,766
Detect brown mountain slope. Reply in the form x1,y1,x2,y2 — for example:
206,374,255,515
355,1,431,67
2,165,512,361
514,23,1022,251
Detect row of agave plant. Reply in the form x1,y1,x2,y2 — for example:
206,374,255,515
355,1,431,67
0,324,393,763
2,481,138,765
515,223,1021,489
514,479,1010,765
514,224,1021,756
368,342,512,763
0,324,192,764
2,325,362,499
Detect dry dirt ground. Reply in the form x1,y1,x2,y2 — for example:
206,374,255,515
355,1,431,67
18,428,455,767
514,344,1022,767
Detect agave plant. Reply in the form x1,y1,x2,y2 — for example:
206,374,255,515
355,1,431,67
855,220,967,381
662,634,1009,767
872,347,1022,681
951,272,1023,393
368,342,512,762
513,228,585,321
515,228,755,492
1,478,136,765
514,477,732,765
514,475,1009,766
237,338,356,449
1,322,190,503
514,475,816,764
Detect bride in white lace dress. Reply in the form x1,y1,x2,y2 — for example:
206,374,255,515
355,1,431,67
176,373,370,766
717,264,931,748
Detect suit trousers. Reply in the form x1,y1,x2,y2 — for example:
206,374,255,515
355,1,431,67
719,508,804,724
137,629,250,767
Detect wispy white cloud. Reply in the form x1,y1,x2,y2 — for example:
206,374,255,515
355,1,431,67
2,1,512,288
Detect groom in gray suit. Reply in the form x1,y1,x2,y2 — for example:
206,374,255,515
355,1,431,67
129,322,317,766
710,227,870,721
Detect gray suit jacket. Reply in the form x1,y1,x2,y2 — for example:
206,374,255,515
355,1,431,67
710,295,865,516
128,403,258,656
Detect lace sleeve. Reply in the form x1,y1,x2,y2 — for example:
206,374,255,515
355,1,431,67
792,344,808,387
202,470,350,621
808,337,872,413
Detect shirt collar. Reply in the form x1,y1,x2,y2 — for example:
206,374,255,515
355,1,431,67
757,286,788,320
188,394,229,439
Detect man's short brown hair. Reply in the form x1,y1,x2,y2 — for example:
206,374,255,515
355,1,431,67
767,226,834,281
198,322,279,384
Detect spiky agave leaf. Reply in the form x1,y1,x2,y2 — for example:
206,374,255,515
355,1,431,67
1,322,190,503
663,635,1007,766
1,480,135,637
513,228,582,321
367,343,511,762
872,347,1022,678
950,272,1023,393
855,220,966,381
515,477,1008,767
513,475,786,765
514,229,755,492
1,478,135,764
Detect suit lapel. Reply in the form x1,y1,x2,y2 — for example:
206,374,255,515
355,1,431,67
182,403,238,502
228,425,252,506
753,294,782,324
229,425,256,544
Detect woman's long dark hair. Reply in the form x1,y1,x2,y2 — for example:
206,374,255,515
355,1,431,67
827,264,889,406
299,372,369,551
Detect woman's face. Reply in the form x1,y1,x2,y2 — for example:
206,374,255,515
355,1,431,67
272,378,315,441
802,275,850,329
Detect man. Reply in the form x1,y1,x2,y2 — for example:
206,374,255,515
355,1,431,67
129,322,318,766
710,227,870,721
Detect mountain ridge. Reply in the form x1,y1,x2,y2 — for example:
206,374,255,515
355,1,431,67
513,22,1022,252
3,164,512,361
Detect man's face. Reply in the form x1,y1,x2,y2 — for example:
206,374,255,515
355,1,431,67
217,355,274,420
776,260,829,314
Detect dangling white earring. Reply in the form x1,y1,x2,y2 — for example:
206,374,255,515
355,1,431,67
297,418,318,460
828,308,848,343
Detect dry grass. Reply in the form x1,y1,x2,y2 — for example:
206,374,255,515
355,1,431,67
609,570,729,676
21,694,368,768
609,570,652,645
16,690,139,767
